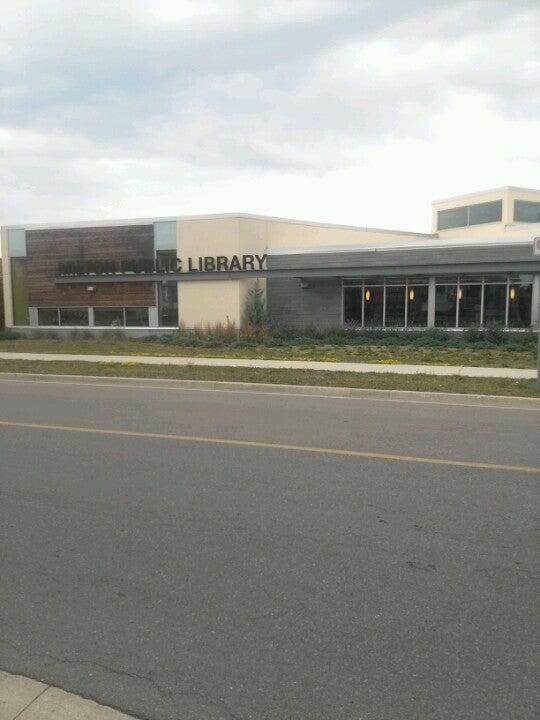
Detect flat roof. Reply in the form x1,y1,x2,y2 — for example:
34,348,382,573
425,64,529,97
269,235,536,256
1,212,433,239
432,186,540,205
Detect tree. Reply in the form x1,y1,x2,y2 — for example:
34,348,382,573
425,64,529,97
245,280,266,326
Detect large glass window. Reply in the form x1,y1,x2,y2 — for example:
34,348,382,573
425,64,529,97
94,308,124,327
363,285,384,327
158,283,179,327
343,287,362,325
384,285,405,327
59,308,89,326
406,285,428,327
156,250,178,272
94,307,150,327
468,201,502,226
482,283,507,327
343,274,534,330
458,284,482,327
508,277,533,328
437,200,502,230
38,308,60,326
514,200,540,223
126,307,149,327
437,207,468,231
343,278,428,328
435,284,457,327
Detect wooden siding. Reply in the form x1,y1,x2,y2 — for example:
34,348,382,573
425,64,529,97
26,225,156,307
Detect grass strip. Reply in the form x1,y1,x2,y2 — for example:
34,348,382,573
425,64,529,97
0,338,536,368
0,359,538,397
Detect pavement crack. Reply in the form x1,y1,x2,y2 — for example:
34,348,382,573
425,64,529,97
0,635,245,720
12,684,50,719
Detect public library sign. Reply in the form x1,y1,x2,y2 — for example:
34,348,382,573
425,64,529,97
57,254,268,277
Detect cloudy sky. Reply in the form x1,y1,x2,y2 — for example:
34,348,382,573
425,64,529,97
1,0,539,232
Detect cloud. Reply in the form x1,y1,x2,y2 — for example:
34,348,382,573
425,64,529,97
0,0,538,228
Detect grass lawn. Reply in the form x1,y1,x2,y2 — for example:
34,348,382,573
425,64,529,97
0,336,536,368
0,358,538,397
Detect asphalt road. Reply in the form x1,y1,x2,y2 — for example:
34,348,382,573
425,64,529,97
0,375,538,720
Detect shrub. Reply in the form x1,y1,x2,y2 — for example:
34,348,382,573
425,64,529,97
462,328,484,344
484,324,506,345
0,329,20,340
244,281,266,326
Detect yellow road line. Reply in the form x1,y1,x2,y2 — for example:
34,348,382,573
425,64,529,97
0,419,538,474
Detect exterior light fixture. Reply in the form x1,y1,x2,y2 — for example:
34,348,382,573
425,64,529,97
365,289,371,301
510,287,516,300
87,285,96,292
408,289,415,301
458,288,463,300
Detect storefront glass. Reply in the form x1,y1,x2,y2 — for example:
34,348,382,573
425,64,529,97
457,284,482,327
384,285,406,327
343,286,362,325
406,285,428,327
482,283,507,327
435,284,457,327
508,277,533,328
363,285,384,327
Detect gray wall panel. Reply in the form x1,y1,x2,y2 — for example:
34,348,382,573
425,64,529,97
267,278,342,330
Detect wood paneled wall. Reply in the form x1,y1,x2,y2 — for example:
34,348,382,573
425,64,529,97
26,225,156,307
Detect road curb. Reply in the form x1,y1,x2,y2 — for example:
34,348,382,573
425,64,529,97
1,371,539,409
0,351,536,379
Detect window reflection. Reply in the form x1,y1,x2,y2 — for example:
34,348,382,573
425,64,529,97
363,286,384,327
435,285,457,327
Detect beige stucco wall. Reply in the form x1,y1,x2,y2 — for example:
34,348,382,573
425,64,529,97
177,217,269,327
176,215,431,327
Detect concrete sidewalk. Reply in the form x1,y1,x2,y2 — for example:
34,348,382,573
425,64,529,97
0,671,137,720
0,351,536,379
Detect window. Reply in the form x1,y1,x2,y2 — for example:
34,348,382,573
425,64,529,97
343,287,362,324
508,277,533,328
94,307,150,327
38,308,60,326
437,200,502,230
344,274,533,330
437,207,468,230
384,285,406,327
514,200,540,223
94,308,124,327
458,284,482,327
343,277,428,328
468,201,502,226
158,283,178,327
156,250,178,272
406,285,428,327
59,308,89,326
363,285,384,327
482,283,506,327
435,284,457,327
125,308,149,327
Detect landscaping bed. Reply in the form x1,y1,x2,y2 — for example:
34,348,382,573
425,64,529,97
0,327,536,368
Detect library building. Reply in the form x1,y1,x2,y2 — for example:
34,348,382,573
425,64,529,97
1,186,539,334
